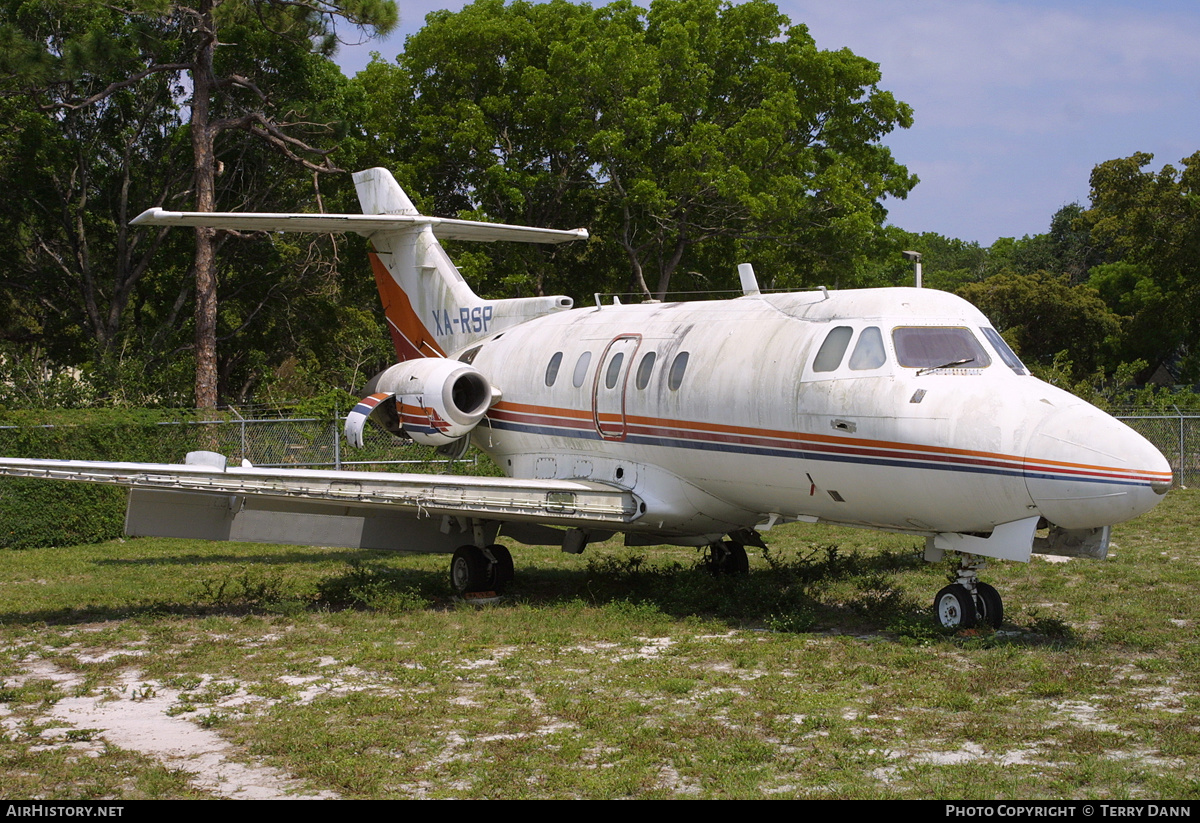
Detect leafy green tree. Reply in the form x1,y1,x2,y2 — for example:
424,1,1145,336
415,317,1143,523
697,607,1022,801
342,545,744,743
1,0,397,407
959,270,1120,378
885,230,988,292
356,0,915,301
1084,151,1200,381
980,205,1104,285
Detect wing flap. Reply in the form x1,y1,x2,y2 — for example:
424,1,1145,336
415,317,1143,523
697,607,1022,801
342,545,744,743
124,488,497,554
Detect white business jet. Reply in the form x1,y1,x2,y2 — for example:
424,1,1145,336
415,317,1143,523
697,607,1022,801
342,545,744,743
0,168,1172,629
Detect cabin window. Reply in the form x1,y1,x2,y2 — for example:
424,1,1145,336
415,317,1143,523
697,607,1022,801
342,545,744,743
981,327,1028,375
605,352,625,389
635,351,657,389
572,351,592,387
545,352,563,386
849,326,887,370
813,326,853,372
892,327,992,370
668,352,690,390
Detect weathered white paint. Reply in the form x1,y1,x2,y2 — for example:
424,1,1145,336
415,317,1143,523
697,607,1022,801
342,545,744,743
40,168,1173,568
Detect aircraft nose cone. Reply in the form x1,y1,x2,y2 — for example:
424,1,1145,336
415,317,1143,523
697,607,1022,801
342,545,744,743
1024,404,1172,529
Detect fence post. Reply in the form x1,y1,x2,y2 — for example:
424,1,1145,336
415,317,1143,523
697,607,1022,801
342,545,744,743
228,405,246,463
332,419,341,471
1179,410,1185,485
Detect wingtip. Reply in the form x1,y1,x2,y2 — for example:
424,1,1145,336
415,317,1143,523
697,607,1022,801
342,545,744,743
130,207,167,226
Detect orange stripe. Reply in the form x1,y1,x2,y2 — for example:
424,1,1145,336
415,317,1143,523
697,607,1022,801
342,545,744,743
369,252,445,361
490,400,1171,482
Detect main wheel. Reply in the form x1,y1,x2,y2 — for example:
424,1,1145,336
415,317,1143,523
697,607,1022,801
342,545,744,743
934,584,978,629
706,541,749,576
451,545,491,595
975,582,1003,629
486,544,514,591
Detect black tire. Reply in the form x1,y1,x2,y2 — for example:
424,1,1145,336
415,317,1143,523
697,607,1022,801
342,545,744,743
451,545,491,595
934,584,978,629
976,582,1003,629
486,544,514,591
706,541,749,576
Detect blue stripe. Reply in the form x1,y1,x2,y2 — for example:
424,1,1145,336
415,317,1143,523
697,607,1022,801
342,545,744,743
485,418,1154,489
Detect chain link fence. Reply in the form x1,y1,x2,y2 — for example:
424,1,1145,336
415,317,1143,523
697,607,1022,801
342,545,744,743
0,415,472,473
206,414,479,470
1115,414,1200,487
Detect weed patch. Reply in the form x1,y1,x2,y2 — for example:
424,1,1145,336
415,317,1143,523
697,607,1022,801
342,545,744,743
316,562,433,614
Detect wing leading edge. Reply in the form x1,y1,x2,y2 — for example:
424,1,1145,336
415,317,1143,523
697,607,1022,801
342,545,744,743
0,456,641,554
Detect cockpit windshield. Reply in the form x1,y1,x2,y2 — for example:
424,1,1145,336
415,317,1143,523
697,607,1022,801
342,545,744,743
893,327,991,370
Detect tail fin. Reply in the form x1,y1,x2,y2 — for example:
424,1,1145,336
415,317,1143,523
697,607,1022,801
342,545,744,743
130,167,586,362
352,168,578,360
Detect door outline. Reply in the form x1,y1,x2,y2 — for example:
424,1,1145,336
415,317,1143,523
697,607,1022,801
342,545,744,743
591,334,641,440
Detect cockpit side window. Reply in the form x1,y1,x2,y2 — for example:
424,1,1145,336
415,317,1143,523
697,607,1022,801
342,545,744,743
813,326,853,372
892,327,992,369
981,327,1028,375
849,326,887,370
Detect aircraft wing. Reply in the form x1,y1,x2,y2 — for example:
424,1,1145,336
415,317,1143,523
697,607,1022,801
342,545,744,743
130,209,589,245
0,456,639,554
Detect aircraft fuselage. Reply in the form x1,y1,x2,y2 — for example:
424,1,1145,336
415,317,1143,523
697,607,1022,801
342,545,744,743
463,287,1170,556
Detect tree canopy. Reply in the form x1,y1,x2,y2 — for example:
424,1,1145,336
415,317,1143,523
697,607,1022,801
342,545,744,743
355,0,916,300
3,0,1197,409
1,0,397,407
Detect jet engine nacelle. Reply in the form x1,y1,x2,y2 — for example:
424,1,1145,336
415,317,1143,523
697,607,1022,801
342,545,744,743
345,358,498,448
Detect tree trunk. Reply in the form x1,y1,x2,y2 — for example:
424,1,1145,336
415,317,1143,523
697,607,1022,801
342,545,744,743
190,0,219,409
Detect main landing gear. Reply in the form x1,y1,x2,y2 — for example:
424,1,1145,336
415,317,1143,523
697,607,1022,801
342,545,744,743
451,544,514,596
933,555,1004,630
706,540,749,576
704,530,763,576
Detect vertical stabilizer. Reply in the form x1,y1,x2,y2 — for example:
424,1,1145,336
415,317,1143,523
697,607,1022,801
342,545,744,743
351,168,577,361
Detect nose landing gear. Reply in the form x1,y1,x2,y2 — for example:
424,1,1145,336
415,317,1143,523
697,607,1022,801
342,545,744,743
933,555,1003,629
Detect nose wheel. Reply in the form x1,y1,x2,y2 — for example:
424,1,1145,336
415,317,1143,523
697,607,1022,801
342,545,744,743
934,584,977,629
933,556,1003,629
974,581,1003,628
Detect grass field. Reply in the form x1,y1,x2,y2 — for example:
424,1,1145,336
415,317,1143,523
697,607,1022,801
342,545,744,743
0,490,1197,799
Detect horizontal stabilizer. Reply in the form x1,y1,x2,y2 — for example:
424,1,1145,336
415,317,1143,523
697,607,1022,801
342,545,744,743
131,208,588,245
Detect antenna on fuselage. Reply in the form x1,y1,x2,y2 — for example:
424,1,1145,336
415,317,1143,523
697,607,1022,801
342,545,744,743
737,263,761,296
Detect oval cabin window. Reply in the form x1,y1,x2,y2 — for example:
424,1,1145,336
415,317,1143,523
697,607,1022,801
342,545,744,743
668,352,690,390
604,352,625,389
572,351,592,387
635,351,657,389
545,351,563,386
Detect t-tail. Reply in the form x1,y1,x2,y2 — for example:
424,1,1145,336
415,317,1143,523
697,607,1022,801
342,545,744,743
130,166,587,449
350,168,580,361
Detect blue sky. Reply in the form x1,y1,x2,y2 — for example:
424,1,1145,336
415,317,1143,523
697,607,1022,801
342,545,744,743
334,0,1200,246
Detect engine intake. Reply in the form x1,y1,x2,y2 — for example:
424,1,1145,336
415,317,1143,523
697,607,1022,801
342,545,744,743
345,359,497,448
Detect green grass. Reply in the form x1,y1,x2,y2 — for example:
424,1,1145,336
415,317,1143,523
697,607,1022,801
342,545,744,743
0,491,1197,798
